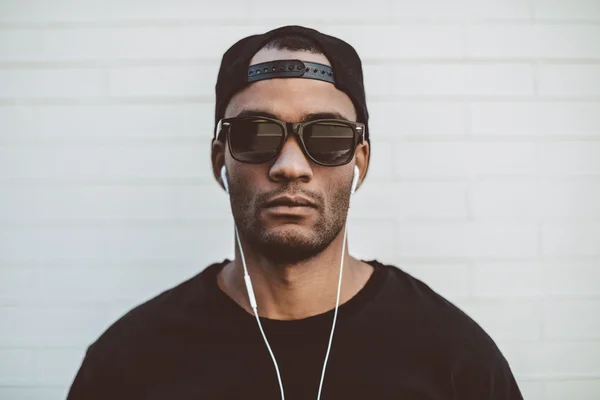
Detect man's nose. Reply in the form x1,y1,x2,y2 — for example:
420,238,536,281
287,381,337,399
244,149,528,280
268,136,313,183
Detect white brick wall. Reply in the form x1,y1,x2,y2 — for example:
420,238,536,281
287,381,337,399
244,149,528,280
0,1,599,398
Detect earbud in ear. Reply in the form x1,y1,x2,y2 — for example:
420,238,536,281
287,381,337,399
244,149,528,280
351,166,360,195
220,166,229,194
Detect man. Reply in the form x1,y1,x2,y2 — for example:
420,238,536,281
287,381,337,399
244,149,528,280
67,25,523,399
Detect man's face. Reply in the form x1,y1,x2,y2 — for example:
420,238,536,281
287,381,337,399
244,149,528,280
214,48,368,264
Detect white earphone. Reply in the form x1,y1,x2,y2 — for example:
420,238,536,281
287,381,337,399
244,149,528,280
351,165,360,195
221,165,360,196
219,163,360,400
220,165,229,194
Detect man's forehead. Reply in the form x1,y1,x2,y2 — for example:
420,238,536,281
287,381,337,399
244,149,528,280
224,79,357,122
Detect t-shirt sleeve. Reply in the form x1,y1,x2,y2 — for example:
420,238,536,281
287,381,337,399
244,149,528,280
449,348,523,400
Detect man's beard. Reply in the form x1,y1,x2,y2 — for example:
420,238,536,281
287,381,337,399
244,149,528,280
229,179,351,265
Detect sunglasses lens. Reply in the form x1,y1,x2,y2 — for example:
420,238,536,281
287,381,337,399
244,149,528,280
303,122,356,165
228,119,284,163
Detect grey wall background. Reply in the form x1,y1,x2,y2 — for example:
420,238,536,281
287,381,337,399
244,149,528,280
1,0,600,399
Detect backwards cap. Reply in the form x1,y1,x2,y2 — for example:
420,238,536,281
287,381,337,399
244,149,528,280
214,25,369,143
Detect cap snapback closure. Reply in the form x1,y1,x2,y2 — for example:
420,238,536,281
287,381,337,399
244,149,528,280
247,59,335,84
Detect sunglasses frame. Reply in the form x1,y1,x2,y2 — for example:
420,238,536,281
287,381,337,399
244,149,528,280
215,116,365,167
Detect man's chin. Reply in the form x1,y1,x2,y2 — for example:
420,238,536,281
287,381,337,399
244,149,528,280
260,225,317,247
252,228,325,264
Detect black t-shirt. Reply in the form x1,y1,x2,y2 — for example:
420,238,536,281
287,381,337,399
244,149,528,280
67,260,523,400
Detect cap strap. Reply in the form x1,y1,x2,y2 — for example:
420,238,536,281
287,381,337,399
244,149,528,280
247,59,335,84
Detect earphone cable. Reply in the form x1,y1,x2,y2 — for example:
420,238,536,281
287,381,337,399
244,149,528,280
235,225,286,400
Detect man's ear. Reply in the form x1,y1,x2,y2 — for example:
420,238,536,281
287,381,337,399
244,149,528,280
211,139,227,191
354,141,369,191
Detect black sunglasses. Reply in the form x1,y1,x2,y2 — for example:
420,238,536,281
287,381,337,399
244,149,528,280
215,116,365,167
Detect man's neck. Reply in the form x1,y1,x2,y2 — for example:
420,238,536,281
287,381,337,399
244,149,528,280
216,228,373,320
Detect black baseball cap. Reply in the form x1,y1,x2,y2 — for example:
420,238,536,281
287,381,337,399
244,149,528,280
214,25,370,144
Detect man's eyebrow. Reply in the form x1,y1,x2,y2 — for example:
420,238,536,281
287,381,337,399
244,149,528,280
235,110,279,119
301,112,350,122
234,110,351,122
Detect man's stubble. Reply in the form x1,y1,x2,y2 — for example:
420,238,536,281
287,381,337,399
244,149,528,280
228,176,352,265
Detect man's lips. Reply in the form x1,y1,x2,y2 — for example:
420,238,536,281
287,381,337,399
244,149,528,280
263,195,318,209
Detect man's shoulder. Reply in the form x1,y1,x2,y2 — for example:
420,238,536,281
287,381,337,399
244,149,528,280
66,261,228,398
372,260,505,357
89,261,226,352
371,261,521,396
